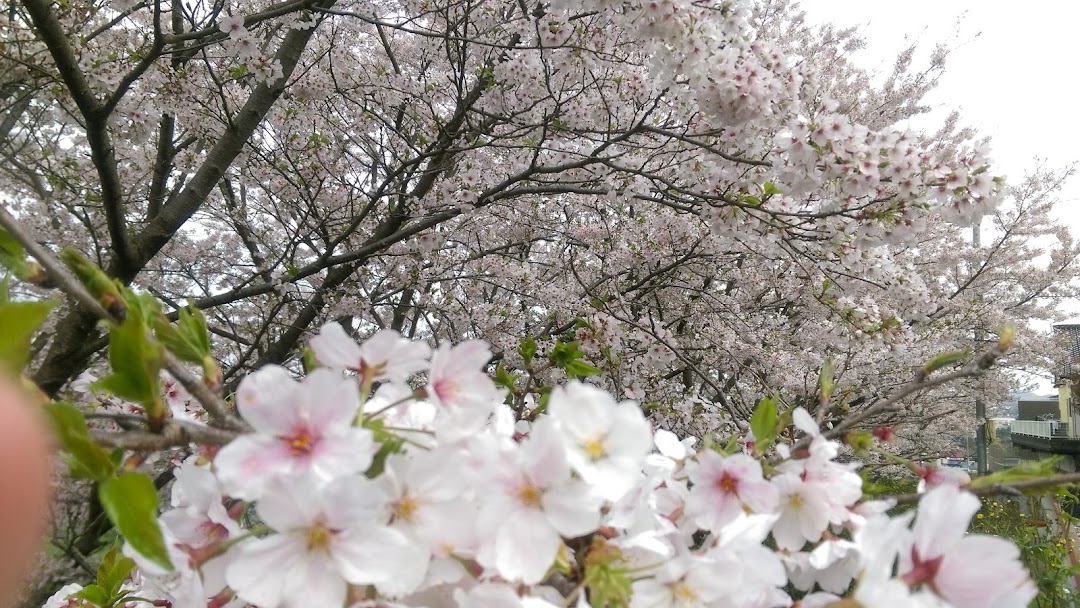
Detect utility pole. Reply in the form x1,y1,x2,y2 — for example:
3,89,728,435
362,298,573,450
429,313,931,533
973,222,988,476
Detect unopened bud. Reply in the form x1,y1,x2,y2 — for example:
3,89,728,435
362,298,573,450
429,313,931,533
998,323,1016,351
59,247,126,320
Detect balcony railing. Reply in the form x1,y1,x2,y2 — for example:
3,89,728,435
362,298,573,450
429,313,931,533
1011,420,1071,439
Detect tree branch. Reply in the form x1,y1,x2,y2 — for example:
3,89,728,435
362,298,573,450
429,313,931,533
889,472,1080,505
22,0,137,276
0,206,245,431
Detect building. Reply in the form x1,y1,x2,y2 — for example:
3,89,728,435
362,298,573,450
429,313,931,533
1010,324,1080,459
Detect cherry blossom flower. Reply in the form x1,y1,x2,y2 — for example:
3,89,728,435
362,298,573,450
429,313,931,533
547,381,653,501
41,584,87,608
161,457,240,549
218,14,247,38
898,485,1037,607
379,448,480,587
915,463,971,492
310,323,431,385
453,583,562,608
426,340,500,410
476,419,602,584
770,473,834,552
685,451,778,532
226,476,426,606
214,367,376,499
630,552,735,608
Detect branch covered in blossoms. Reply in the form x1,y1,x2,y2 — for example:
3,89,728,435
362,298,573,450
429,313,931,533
33,326,1040,608
3,0,1080,604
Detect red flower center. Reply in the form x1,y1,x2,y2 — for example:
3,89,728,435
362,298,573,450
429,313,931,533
715,472,739,494
282,426,316,456
900,545,943,589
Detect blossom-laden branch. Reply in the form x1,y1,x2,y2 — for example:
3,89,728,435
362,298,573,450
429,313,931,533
807,337,1011,447
38,324,1040,608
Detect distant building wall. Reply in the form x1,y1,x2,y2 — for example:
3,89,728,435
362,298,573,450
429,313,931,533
1018,399,1060,421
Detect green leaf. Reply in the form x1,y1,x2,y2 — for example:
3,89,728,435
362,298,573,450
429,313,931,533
361,418,405,478
750,396,778,445
99,473,172,571
0,227,35,280
46,403,115,481
548,340,584,368
73,584,111,606
564,359,602,379
152,305,211,364
97,545,136,598
493,362,516,391
518,336,537,366
95,301,163,417
153,322,198,363
761,182,783,197
533,387,552,416
0,299,57,373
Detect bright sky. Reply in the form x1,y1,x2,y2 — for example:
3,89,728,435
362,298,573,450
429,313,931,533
798,1,1080,393
794,1,1080,204
798,1,1080,227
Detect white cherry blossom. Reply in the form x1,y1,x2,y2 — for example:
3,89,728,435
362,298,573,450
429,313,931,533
214,367,376,499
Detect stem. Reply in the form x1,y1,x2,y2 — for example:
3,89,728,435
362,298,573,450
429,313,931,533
560,580,587,608
363,391,424,420
1048,498,1080,591
887,471,1080,505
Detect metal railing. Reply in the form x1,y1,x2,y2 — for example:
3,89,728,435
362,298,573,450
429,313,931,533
1011,420,1071,438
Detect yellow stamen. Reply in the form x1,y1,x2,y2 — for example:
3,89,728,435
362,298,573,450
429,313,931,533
393,495,420,523
307,523,333,551
788,494,804,510
518,483,543,509
674,581,698,603
583,436,606,460
716,474,738,494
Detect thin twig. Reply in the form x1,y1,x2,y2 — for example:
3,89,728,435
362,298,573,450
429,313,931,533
800,343,1008,449
887,472,1080,505
89,419,238,450
0,206,246,431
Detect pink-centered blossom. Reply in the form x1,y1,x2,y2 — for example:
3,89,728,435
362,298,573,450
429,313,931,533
898,485,1037,608
218,13,247,38
685,451,778,532
310,323,431,384
426,340,500,410
214,366,376,499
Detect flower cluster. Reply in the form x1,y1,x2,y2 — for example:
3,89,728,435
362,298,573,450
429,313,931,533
46,328,1035,608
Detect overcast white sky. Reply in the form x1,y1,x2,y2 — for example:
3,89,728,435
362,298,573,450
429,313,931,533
798,1,1080,224
798,1,1080,392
